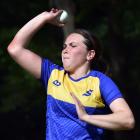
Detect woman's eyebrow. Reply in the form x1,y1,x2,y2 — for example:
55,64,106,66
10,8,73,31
64,42,77,45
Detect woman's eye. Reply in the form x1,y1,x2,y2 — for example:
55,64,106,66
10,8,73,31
71,45,76,48
70,42,77,48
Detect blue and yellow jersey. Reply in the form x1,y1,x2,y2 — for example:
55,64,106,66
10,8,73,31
41,58,123,140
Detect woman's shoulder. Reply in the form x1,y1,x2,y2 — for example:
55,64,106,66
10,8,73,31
90,70,108,79
42,58,64,71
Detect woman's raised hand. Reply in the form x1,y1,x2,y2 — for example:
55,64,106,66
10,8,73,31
44,8,65,27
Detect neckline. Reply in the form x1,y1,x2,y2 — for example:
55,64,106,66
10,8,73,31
67,71,92,82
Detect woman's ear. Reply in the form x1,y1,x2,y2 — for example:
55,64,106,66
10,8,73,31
87,50,95,61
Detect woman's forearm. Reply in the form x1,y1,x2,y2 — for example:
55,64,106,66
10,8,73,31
70,92,135,131
8,9,64,51
9,12,50,48
82,111,135,130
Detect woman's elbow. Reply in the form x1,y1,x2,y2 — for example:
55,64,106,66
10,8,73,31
7,42,22,57
124,114,135,130
126,116,135,130
7,42,17,54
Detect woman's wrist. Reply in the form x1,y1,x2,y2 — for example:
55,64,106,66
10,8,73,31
80,114,90,122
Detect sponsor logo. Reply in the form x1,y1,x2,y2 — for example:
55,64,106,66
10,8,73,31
82,89,93,96
53,80,61,86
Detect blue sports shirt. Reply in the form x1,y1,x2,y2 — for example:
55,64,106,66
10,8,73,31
41,58,123,140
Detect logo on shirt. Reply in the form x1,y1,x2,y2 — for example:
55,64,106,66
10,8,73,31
82,89,93,96
53,80,61,86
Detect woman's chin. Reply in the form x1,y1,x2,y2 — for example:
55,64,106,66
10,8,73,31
63,65,72,72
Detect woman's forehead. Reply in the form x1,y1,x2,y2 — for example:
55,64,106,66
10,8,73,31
65,33,85,43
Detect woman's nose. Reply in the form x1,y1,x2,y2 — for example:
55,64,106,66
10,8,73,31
63,46,70,53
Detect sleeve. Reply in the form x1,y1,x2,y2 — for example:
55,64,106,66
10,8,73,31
40,58,56,88
99,73,123,105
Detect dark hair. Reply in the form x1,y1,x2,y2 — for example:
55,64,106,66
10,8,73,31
74,29,109,74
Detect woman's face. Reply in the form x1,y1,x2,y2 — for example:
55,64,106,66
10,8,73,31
61,33,92,72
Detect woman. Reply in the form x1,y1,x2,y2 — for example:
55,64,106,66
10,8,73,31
7,9,135,140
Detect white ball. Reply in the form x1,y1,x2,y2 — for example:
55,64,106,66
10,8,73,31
58,10,68,23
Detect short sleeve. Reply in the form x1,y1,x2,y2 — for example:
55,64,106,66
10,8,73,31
99,73,123,105
41,58,56,88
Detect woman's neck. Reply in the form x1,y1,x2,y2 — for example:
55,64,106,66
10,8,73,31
69,65,91,80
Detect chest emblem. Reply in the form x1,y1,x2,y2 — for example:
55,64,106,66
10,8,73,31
82,89,93,96
52,80,61,86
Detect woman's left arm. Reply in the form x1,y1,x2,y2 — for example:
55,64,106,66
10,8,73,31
70,92,135,130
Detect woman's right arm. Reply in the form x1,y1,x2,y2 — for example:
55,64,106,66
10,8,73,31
7,9,64,79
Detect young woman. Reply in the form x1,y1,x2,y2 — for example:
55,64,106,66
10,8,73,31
7,8,135,140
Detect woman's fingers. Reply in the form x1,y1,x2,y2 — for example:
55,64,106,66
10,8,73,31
70,92,84,110
70,92,79,104
70,92,87,120
48,9,65,27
